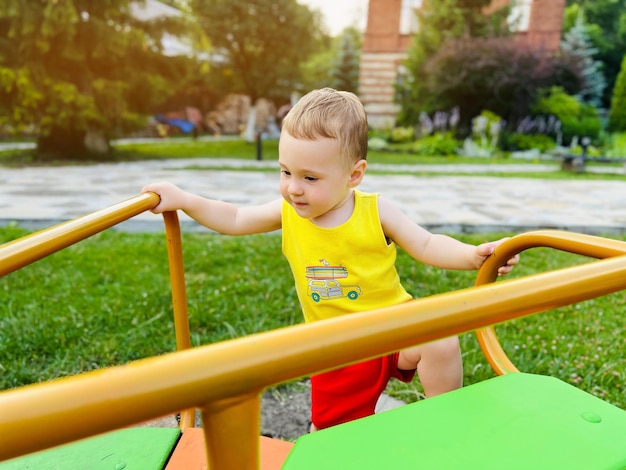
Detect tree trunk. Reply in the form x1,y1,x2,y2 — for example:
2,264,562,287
245,104,257,143
84,130,111,154
36,127,110,160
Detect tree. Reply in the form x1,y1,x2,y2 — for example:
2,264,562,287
608,55,626,132
299,27,360,93
189,0,327,141
328,28,361,94
398,0,511,125
0,0,201,159
420,37,571,133
560,10,607,108
564,1,626,108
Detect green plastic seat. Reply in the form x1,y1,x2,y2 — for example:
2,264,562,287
284,373,626,470
0,427,180,470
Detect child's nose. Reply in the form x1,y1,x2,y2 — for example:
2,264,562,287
288,180,303,195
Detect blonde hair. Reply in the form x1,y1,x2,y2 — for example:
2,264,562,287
281,88,369,164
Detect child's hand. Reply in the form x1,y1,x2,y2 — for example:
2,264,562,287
141,182,187,214
476,238,519,276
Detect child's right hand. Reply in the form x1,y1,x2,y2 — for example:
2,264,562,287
141,182,187,214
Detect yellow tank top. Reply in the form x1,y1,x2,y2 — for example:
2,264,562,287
282,190,412,323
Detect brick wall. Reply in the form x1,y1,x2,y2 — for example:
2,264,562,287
488,0,565,51
362,0,411,53
524,0,566,51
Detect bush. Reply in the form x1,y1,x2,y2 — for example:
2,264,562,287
409,38,580,132
605,132,626,157
389,126,415,143
533,87,602,144
411,132,460,156
503,133,556,152
367,137,389,151
608,56,626,132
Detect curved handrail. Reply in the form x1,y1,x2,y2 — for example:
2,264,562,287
474,230,626,375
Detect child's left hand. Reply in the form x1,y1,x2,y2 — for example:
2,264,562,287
476,238,520,275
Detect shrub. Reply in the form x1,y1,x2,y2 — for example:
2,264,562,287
411,132,460,156
367,137,389,151
605,132,626,157
410,38,580,132
504,133,556,153
608,56,626,132
533,87,602,144
389,126,415,143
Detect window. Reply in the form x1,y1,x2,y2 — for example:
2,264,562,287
399,0,423,35
508,0,532,32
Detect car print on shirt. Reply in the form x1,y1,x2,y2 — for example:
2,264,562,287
305,259,362,302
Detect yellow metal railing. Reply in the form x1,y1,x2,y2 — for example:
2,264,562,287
474,230,626,375
1,196,625,469
0,193,196,428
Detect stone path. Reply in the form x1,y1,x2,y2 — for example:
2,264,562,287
2,157,625,234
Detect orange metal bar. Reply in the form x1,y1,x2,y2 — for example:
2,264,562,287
0,193,160,278
162,210,192,352
474,230,626,375
0,251,625,467
201,394,262,470
162,210,196,430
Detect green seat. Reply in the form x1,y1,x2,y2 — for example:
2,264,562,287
0,427,180,470
284,373,626,470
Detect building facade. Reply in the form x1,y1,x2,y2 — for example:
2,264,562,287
359,0,566,128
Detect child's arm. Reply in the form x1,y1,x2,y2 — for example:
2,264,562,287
141,182,282,235
378,196,518,274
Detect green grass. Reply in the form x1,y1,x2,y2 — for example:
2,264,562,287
1,226,624,410
0,138,269,166
2,137,623,179
117,138,270,160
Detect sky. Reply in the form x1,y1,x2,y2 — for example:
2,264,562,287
299,0,369,35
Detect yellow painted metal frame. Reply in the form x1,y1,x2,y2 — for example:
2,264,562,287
0,193,196,429
1,194,625,469
475,231,626,375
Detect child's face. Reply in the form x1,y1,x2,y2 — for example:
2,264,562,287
279,130,357,224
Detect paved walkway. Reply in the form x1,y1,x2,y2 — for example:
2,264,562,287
1,157,625,234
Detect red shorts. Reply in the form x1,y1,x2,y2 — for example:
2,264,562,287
310,353,416,429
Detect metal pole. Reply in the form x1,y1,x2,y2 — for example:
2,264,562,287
256,132,262,161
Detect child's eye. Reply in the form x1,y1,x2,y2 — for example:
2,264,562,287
305,176,317,182
281,170,291,176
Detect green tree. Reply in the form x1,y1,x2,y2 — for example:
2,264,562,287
189,0,327,141
328,28,361,93
299,27,359,93
398,0,511,125
608,55,626,132
560,10,607,108
0,0,200,159
564,1,626,108
533,86,602,144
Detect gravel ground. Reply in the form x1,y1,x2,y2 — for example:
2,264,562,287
260,381,311,440
140,381,312,441
141,379,405,441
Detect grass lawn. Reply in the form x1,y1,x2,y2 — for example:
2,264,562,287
1,138,624,412
2,137,624,180
1,226,624,410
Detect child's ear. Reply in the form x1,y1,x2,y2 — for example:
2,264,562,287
348,159,367,187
